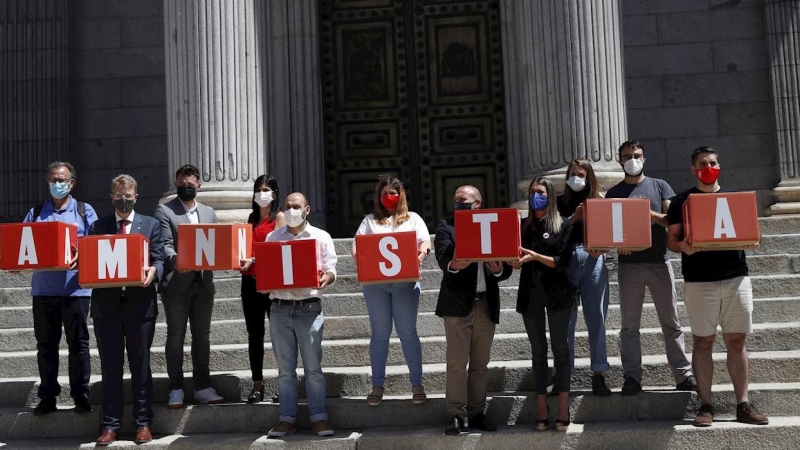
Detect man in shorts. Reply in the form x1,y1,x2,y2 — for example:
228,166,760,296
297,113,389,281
667,146,768,427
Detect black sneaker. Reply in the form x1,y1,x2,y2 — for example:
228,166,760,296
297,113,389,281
736,402,769,425
74,396,92,414
445,414,465,435
676,375,698,392
33,399,57,416
591,374,612,396
468,413,497,432
621,377,642,396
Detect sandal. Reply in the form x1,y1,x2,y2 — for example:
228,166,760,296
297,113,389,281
555,418,570,431
247,381,264,403
535,405,550,431
367,386,384,406
412,385,426,404
271,392,279,403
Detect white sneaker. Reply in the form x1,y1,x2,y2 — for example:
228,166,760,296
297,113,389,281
168,389,184,409
194,387,224,404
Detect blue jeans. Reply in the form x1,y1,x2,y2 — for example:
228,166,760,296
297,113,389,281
566,244,610,373
269,300,328,423
362,282,423,387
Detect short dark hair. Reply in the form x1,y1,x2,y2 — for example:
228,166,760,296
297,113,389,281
46,161,76,180
175,164,201,181
691,146,718,165
618,140,643,155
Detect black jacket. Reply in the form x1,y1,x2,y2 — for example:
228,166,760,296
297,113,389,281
434,217,513,324
515,217,574,315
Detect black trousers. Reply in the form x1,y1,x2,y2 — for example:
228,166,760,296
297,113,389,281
240,275,272,381
522,300,572,395
94,316,155,430
32,295,91,401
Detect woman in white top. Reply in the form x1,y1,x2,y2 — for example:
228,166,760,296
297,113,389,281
353,175,431,406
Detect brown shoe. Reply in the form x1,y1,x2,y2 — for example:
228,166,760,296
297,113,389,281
267,421,296,437
737,402,769,425
96,429,118,446
134,426,153,444
693,403,714,427
312,420,335,437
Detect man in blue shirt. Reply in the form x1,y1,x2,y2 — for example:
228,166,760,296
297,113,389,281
23,161,98,415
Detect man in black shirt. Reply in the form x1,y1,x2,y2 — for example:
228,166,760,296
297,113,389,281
667,146,768,428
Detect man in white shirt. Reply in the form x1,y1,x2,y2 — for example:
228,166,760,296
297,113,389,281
265,192,337,438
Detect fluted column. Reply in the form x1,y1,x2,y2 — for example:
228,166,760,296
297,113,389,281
766,0,800,216
163,0,325,223
501,0,627,204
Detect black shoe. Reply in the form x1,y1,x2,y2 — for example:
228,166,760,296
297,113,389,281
548,375,560,397
444,414,465,435
676,375,699,392
591,374,612,396
73,396,92,413
468,413,497,432
33,400,57,416
621,377,642,396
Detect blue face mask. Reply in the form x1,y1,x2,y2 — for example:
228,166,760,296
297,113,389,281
530,192,548,211
49,181,70,200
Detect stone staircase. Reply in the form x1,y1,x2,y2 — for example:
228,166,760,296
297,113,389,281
1,216,799,449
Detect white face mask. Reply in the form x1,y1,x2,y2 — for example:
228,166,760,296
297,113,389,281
254,191,273,208
566,176,586,192
623,158,644,177
285,208,306,227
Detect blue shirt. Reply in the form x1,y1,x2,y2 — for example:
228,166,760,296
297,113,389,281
23,197,98,297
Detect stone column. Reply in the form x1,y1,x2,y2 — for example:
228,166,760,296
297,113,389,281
163,0,325,223
766,0,800,216
501,0,627,206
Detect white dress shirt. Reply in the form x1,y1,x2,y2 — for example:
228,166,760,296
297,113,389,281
355,212,430,245
266,223,338,300
180,200,199,224
114,210,136,234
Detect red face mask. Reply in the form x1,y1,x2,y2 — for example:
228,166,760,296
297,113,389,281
380,194,400,210
694,165,720,185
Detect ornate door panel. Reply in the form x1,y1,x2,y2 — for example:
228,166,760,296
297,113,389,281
320,0,507,237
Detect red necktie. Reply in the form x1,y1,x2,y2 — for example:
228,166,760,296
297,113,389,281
118,220,130,235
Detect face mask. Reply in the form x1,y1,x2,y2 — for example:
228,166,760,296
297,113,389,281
694,166,720,185
530,193,548,211
566,176,586,192
623,158,644,177
454,202,474,211
254,191,273,208
49,181,70,200
380,194,400,210
177,185,197,201
113,198,135,214
285,208,306,227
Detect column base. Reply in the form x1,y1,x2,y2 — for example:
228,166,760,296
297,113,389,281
159,189,253,224
767,181,800,216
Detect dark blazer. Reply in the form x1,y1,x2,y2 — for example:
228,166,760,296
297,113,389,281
434,217,513,324
88,212,166,319
153,197,217,295
515,217,573,315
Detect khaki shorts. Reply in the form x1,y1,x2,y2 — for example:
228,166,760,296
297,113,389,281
682,275,753,337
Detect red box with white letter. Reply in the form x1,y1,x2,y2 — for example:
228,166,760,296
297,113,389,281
253,239,321,292
453,208,521,261
77,234,150,288
176,224,252,271
356,231,420,285
584,198,652,251
683,191,760,249
0,222,78,271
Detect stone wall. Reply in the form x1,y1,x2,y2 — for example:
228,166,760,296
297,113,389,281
69,0,169,218
621,0,780,209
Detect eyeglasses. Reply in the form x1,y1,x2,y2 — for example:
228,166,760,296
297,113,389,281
620,153,644,162
48,177,72,184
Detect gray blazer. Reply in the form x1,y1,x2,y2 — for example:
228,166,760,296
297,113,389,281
153,197,218,295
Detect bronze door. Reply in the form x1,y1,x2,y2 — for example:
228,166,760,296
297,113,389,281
320,0,508,237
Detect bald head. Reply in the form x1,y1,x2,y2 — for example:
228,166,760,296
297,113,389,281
284,192,308,209
454,185,482,210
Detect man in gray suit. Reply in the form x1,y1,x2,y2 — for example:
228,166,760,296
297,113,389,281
154,164,224,408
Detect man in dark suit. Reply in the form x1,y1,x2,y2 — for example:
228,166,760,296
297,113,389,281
153,164,223,408
90,174,165,446
435,185,513,435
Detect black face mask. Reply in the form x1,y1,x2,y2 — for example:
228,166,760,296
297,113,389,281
454,202,474,211
177,185,197,201
113,198,135,214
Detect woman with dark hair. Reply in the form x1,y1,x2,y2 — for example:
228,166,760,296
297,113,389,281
352,175,431,406
557,159,612,395
239,175,285,403
511,177,575,431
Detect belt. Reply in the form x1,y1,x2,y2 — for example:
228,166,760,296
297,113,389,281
475,292,486,300
272,297,320,306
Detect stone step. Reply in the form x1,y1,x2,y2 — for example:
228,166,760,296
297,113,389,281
0,384,797,440
1,349,798,406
